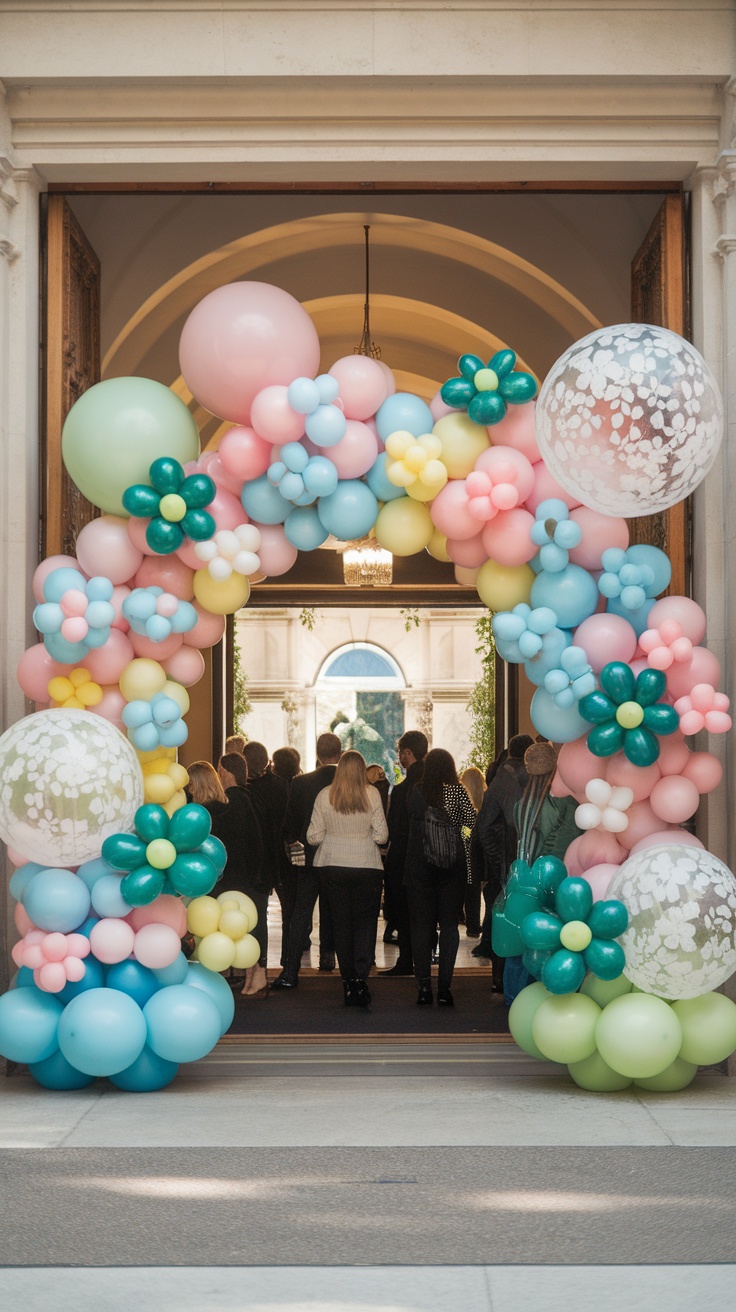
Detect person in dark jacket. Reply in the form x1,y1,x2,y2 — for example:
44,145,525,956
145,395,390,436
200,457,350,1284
240,741,292,966
379,730,428,976
472,735,534,981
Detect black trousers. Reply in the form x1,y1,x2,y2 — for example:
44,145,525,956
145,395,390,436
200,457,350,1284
464,878,482,936
283,868,336,983
382,864,413,968
407,872,465,990
274,865,299,967
319,866,383,983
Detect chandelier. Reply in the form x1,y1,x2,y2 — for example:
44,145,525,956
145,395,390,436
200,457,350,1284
342,538,393,586
353,224,382,360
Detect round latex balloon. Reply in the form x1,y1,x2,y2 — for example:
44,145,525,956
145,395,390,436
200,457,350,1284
61,378,200,516
58,987,147,1076
608,843,736,999
535,324,723,516
0,710,143,866
595,992,682,1079
374,498,433,556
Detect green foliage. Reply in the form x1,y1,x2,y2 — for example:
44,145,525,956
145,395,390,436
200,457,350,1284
232,639,252,733
299,607,318,631
464,613,495,773
356,690,404,777
399,607,420,632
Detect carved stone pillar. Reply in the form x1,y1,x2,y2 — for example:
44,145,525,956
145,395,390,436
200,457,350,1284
402,691,433,748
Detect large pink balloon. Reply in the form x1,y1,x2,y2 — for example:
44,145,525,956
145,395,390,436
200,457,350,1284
255,523,298,578
487,401,540,463
133,922,182,969
429,390,459,423
565,830,626,877
127,516,161,557
76,515,144,585
33,555,79,603
182,603,226,649
526,461,582,513
329,355,389,421
579,863,619,902
618,800,665,851
474,444,535,505
328,421,379,479
429,480,478,541
162,645,206,687
656,731,691,777
135,554,195,600
648,595,706,645
179,282,320,425
17,644,69,701
556,737,605,796
682,751,723,794
110,585,132,632
83,629,135,684
204,454,246,497
129,629,183,661
95,687,126,730
446,532,489,568
250,385,306,444
89,918,135,965
630,829,704,856
218,425,273,482
574,613,637,673
128,895,187,937
606,753,660,802
665,646,721,699
650,775,700,824
568,507,629,571
481,508,536,566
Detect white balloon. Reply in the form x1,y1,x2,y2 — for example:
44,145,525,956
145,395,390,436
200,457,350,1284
602,807,629,834
586,778,612,808
209,556,233,582
575,802,601,831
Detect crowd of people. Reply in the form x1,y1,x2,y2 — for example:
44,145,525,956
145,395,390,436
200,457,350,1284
185,726,579,1010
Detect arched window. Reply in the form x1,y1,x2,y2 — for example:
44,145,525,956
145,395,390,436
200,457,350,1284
316,642,405,688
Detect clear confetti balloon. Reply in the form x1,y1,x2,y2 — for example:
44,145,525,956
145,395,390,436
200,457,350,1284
607,843,736,1000
0,710,143,866
535,324,723,516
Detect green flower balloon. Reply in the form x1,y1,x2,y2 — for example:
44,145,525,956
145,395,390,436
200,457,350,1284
122,457,216,554
491,854,567,957
579,661,679,766
440,349,537,426
101,802,227,906
521,876,629,995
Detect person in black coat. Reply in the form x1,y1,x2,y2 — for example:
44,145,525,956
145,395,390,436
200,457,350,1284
379,730,428,977
269,732,341,990
241,741,293,966
472,735,534,981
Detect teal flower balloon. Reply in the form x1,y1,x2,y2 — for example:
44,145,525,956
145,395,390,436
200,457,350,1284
579,661,679,766
521,876,628,994
491,855,567,957
101,803,227,907
440,349,537,426
122,457,216,554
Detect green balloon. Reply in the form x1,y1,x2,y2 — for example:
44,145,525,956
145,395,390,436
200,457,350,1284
488,349,516,378
134,804,169,843
122,484,160,518
441,377,475,407
508,981,553,1060
587,900,628,939
532,993,601,1064
101,832,147,871
568,1049,633,1091
181,473,215,509
595,994,682,1078
491,904,525,957
534,855,567,898
499,372,537,403
507,859,536,896
600,661,635,703
200,834,227,874
541,949,586,995
635,667,666,706
522,947,552,979
61,377,200,516
579,689,616,724
169,852,218,898
181,508,216,542
150,457,184,495
623,725,660,766
556,876,593,922
121,865,165,907
458,354,485,381
168,803,211,852
521,910,562,951
642,704,679,736
146,518,183,555
588,721,625,757
672,992,736,1066
580,972,632,1008
634,1056,698,1092
584,938,626,981
469,391,506,426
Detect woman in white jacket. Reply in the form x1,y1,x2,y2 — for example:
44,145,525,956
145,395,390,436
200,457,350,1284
307,749,389,1008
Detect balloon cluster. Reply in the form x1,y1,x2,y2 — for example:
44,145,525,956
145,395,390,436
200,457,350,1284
187,892,261,974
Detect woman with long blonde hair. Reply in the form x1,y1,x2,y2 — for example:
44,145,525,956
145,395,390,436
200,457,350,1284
187,760,228,807
307,749,388,1008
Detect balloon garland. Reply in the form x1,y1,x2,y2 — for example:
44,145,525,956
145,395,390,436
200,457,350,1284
0,283,734,1093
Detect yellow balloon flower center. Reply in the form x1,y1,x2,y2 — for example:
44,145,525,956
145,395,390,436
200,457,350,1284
616,700,644,729
159,493,187,522
473,368,499,392
146,838,177,870
559,920,593,952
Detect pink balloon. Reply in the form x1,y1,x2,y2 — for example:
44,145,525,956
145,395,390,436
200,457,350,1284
376,361,396,399
89,918,135,964
568,507,629,571
446,532,489,568
474,444,536,506
133,922,182,970
15,904,34,936
487,400,540,463
219,425,273,481
37,962,67,993
665,647,721,700
526,461,582,514
127,516,161,557
549,770,569,798
64,957,86,984
128,895,187,937
565,830,627,877
649,775,700,824
682,751,723,794
429,390,460,423
135,555,195,600
17,644,69,701
33,556,80,603
162,646,206,687
250,385,306,443
110,585,132,632
328,421,379,480
204,454,245,497
179,282,320,425
83,629,135,684
95,687,127,728
8,846,32,867
76,515,144,585
580,863,620,902
481,508,536,566
656,731,691,777
328,355,390,421
648,595,707,645
182,603,226,650
556,737,605,796
630,829,704,855
43,932,69,964
574,613,638,673
430,480,478,541
255,523,298,578
605,753,660,802
129,629,183,661
618,800,666,851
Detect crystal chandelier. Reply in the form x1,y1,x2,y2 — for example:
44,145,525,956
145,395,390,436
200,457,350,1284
342,539,393,586
353,224,382,360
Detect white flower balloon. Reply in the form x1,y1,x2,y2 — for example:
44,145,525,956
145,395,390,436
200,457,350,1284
575,779,634,834
195,524,262,581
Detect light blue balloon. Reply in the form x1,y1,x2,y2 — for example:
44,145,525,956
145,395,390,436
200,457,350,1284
606,593,654,637
29,1048,95,1091
530,686,590,743
531,565,598,630
145,614,171,643
143,984,222,1063
45,632,88,664
171,600,197,633
23,869,91,934
151,695,181,727
303,456,338,498
59,954,105,1003
10,966,36,989
86,576,114,602
375,392,434,441
523,628,573,687
84,627,109,650
90,874,130,919
76,858,116,893
317,480,378,541
287,377,320,414
106,960,161,1009
9,862,44,901
626,544,672,596
85,600,114,628
33,602,61,634
305,404,347,448
159,721,188,750
366,451,407,502
43,568,87,603
58,988,147,1077
280,471,305,502
109,1044,179,1092
241,475,290,525
184,961,235,1035
281,442,309,474
284,506,329,551
152,953,189,986
0,988,63,1063
316,373,340,405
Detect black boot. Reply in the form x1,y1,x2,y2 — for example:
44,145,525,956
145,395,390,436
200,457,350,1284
269,973,298,991
343,979,358,1006
416,980,433,1006
353,979,371,1008
437,986,454,1006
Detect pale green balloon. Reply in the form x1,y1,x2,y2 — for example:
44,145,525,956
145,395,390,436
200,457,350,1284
581,972,633,1008
568,1049,633,1092
634,1056,698,1092
508,981,553,1061
672,992,736,1066
62,377,200,515
595,993,682,1079
532,993,601,1065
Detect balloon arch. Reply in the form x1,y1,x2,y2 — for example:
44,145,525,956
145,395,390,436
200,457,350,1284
1,281,735,1094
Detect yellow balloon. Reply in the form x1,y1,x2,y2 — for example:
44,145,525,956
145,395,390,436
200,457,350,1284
433,412,490,478
219,909,250,941
119,657,167,703
374,498,434,556
144,774,176,805
163,789,187,817
48,676,74,703
216,889,258,930
193,569,250,616
232,933,261,969
426,530,451,563
137,746,177,766
187,895,222,937
77,681,103,707
476,559,534,611
162,679,190,716
170,763,190,790
197,931,236,973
